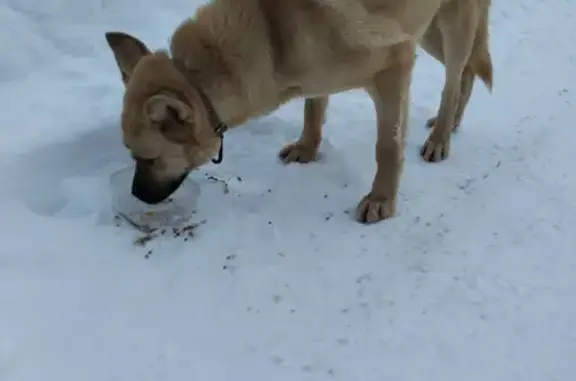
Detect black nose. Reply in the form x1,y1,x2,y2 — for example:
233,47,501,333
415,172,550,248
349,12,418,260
130,162,188,204
131,181,170,204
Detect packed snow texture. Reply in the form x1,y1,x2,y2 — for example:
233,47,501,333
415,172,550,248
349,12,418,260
1,1,575,380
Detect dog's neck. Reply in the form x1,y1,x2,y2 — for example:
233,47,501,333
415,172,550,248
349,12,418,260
169,4,282,129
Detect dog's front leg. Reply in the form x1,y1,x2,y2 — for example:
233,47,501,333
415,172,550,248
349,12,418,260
279,96,329,163
356,42,415,223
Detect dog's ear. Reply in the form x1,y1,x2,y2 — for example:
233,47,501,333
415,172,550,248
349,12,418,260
105,31,151,85
144,94,194,142
144,94,193,123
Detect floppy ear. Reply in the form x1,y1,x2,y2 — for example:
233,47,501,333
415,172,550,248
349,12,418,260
105,31,151,84
144,94,194,123
144,94,195,142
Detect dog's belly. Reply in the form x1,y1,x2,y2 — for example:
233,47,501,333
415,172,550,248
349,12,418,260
291,72,375,97
275,47,397,99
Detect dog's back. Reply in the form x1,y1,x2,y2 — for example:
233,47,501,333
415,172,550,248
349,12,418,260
171,0,453,104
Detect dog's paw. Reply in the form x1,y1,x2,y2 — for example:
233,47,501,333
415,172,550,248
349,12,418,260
420,135,451,163
355,193,396,223
278,142,318,164
426,116,460,131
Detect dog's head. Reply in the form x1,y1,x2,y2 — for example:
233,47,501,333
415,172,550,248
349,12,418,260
105,32,222,204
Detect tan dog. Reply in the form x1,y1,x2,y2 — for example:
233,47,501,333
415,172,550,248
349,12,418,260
105,0,493,224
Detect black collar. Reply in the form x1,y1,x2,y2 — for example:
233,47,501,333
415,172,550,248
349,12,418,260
172,59,228,164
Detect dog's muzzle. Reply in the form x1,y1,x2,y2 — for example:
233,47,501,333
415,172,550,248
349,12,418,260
131,160,188,204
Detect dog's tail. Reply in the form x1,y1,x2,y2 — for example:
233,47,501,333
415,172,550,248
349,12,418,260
470,0,493,92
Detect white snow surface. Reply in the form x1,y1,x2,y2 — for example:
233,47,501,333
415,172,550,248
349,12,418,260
1,0,576,380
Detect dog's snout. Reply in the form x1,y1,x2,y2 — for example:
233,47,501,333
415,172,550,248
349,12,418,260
131,181,168,204
131,161,188,204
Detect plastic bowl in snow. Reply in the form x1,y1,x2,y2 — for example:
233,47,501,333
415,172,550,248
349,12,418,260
109,165,200,232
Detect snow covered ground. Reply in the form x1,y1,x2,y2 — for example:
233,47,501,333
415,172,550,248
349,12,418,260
1,0,575,380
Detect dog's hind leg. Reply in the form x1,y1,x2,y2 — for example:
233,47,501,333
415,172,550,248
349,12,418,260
421,20,475,132
279,96,329,163
420,1,479,162
422,1,493,133
454,0,493,128
451,67,476,130
457,0,494,128
425,67,475,132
